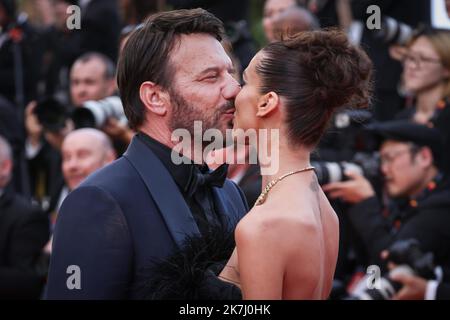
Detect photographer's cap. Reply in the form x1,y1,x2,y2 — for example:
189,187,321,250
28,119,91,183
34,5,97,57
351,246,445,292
367,120,444,165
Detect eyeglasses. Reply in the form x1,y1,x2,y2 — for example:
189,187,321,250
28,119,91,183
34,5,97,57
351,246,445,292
402,52,442,69
380,148,413,167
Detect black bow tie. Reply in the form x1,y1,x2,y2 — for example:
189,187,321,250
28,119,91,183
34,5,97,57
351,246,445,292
186,163,229,197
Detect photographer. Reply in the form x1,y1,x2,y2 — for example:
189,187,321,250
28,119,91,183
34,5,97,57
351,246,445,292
25,52,120,154
383,246,450,300
25,53,131,204
69,52,133,147
323,120,450,271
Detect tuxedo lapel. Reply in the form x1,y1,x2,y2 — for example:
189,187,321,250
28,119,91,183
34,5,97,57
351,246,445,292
123,136,200,248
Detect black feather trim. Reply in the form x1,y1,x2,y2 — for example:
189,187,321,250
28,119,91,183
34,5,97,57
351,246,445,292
137,223,242,300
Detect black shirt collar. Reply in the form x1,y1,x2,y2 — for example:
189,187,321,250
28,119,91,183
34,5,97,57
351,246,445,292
137,132,206,194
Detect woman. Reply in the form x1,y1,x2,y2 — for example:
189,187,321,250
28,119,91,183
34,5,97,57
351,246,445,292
396,28,450,175
219,29,373,299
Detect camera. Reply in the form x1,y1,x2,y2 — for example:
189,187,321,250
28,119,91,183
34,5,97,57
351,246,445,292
348,239,436,300
312,152,380,185
373,16,414,46
72,96,126,129
33,97,71,132
312,109,379,185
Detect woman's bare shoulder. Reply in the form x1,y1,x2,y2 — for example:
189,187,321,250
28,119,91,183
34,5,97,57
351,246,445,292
235,205,320,249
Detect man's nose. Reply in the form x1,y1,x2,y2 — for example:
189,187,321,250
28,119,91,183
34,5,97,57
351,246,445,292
380,162,389,177
222,75,241,100
65,158,79,171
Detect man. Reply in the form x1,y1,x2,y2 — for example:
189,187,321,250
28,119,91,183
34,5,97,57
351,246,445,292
0,135,49,299
61,128,115,192
49,128,115,215
46,9,248,299
44,128,115,254
323,120,450,270
24,53,127,203
69,52,116,108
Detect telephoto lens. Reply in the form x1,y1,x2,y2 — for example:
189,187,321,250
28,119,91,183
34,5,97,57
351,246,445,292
71,96,126,129
33,98,71,132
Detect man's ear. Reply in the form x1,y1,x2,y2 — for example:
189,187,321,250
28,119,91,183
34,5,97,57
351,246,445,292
139,81,169,116
256,91,279,117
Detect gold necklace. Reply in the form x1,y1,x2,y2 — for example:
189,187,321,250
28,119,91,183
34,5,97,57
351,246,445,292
255,166,315,206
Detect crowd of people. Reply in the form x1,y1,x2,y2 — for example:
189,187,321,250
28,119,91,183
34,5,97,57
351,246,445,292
1,0,450,300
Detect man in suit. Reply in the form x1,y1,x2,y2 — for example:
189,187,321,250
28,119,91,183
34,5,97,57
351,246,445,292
43,128,116,254
45,8,248,299
0,135,50,299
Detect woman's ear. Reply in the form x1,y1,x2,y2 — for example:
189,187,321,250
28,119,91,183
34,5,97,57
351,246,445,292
139,81,169,116
256,91,279,117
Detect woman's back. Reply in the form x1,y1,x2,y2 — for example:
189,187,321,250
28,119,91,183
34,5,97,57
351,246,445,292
234,173,339,299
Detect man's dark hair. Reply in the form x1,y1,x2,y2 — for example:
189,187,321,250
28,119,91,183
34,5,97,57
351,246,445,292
117,8,225,130
73,52,116,79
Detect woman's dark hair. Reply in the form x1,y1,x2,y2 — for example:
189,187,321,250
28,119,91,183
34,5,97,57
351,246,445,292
256,29,373,147
117,8,224,130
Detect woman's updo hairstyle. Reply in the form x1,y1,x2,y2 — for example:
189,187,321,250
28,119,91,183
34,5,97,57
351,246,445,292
256,29,373,147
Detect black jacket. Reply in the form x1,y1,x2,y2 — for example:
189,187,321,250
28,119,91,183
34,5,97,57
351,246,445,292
0,187,50,299
437,283,450,300
347,180,450,269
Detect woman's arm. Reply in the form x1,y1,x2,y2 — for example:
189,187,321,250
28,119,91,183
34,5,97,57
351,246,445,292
235,220,285,300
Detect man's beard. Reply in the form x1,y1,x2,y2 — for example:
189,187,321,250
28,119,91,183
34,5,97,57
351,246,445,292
168,89,235,148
